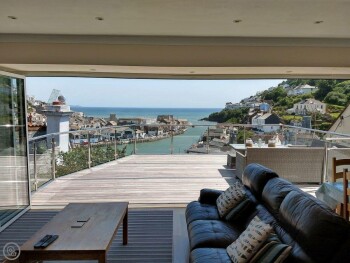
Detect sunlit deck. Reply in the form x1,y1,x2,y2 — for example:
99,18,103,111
31,155,233,209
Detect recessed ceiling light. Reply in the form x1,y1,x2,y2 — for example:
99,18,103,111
95,17,104,21
233,19,242,23
314,20,323,24
8,16,17,20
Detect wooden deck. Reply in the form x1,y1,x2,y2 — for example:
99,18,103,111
31,155,233,209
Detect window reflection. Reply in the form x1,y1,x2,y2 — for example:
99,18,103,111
0,74,29,228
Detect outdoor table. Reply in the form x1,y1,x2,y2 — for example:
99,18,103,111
316,182,344,210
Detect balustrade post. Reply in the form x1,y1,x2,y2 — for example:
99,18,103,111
87,133,92,169
134,130,137,155
33,142,38,191
170,129,174,154
114,129,118,160
51,137,56,180
207,126,210,154
243,126,246,144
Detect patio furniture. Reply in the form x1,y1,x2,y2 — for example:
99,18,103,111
233,146,324,183
186,163,350,263
19,202,128,263
332,158,350,182
315,182,343,210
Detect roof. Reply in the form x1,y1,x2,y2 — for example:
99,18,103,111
294,84,318,90
259,113,272,120
298,99,324,105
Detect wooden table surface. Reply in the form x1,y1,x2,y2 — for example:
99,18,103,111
20,202,128,262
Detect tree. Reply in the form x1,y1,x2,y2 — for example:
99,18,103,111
314,80,335,100
324,91,348,106
261,87,287,103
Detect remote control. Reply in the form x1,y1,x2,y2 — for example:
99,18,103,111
40,235,59,248
34,235,52,249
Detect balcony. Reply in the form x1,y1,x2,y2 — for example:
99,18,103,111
1,124,350,262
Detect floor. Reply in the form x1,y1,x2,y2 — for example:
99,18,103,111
0,209,174,263
31,155,233,209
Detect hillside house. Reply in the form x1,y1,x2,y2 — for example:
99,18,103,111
252,113,282,133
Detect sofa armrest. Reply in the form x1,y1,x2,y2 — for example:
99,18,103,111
198,188,223,205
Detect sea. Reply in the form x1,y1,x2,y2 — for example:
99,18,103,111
71,107,221,155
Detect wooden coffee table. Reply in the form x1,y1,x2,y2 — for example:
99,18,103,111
19,202,128,263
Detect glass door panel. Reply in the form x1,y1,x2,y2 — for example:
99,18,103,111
0,73,29,228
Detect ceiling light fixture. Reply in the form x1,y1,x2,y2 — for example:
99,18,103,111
8,16,17,20
233,19,242,23
314,20,323,24
95,17,104,21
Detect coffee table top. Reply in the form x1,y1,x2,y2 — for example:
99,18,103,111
21,202,128,252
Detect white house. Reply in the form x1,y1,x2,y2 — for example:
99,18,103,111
287,99,326,115
287,84,318,96
251,113,282,133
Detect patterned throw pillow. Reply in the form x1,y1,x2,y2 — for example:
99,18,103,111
250,233,292,263
226,216,273,263
216,182,246,217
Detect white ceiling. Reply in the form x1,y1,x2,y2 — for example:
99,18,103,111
1,0,350,38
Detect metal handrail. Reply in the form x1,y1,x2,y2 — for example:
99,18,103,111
27,123,350,193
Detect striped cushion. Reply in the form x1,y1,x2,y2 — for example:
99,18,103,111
250,233,292,263
216,182,246,217
226,216,273,263
225,196,253,222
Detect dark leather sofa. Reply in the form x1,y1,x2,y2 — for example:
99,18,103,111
185,163,350,263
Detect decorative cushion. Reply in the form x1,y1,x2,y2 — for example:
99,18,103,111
216,182,246,217
250,233,292,263
225,196,254,222
226,216,273,263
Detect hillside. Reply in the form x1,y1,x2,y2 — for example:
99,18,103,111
204,79,349,131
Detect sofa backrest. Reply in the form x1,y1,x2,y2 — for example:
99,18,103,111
242,163,278,200
261,177,303,217
278,190,350,263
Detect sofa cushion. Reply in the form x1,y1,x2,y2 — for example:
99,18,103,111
188,220,242,250
186,201,220,225
279,190,350,263
225,196,255,222
242,163,278,200
198,188,224,205
216,182,246,217
190,248,232,263
226,216,273,263
250,233,292,263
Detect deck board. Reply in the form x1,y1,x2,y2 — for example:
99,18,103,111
31,155,232,209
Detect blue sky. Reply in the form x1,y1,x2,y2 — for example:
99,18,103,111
26,78,284,108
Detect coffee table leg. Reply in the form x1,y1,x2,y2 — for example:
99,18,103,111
123,207,128,245
98,252,106,263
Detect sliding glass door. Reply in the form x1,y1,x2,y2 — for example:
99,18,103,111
0,72,30,229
